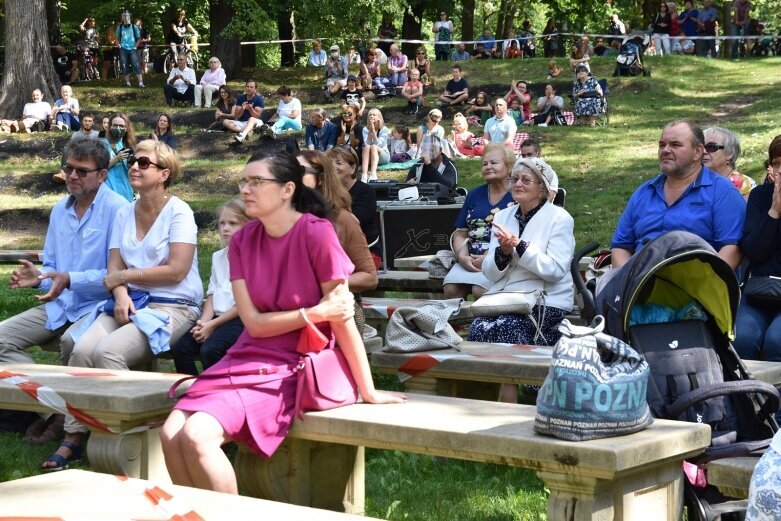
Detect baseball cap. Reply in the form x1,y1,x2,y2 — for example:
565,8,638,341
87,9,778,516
329,44,340,52
513,157,559,193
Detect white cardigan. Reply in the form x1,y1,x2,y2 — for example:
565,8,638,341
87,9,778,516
482,202,575,311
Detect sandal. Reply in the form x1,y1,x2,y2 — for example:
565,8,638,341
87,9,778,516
42,438,83,472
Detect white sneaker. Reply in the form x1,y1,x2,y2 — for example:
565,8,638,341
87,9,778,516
538,123,548,128
369,173,378,181
235,133,246,143
361,174,368,183
125,81,131,87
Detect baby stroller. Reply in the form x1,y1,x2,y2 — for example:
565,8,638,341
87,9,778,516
572,231,779,521
613,31,650,77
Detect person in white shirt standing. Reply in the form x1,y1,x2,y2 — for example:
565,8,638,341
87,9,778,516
194,57,226,108
164,55,197,107
259,86,302,139
0,89,52,133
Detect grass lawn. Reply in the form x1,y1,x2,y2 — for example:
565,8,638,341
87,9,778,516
1,54,781,519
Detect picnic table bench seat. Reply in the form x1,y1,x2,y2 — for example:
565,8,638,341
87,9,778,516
708,457,760,500
0,469,378,520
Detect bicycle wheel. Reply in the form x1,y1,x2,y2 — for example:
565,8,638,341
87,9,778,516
186,50,198,70
163,52,176,74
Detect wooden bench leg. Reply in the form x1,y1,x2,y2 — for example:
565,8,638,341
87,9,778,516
86,427,170,483
234,438,365,515
538,458,685,521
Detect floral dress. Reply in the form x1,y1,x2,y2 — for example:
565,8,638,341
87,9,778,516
573,76,604,117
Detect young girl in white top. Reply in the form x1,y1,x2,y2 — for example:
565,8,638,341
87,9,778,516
171,197,252,375
389,125,412,163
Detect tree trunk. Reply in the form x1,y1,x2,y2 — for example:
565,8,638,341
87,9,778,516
461,0,475,41
401,1,426,58
0,0,59,117
46,0,61,45
209,0,241,76
277,6,294,67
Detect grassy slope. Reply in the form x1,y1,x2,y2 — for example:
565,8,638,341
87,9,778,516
1,55,780,519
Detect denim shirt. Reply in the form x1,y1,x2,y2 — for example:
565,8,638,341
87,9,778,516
41,183,129,330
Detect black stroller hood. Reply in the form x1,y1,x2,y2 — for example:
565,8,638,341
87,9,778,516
596,231,740,342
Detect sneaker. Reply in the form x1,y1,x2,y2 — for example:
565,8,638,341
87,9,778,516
361,173,369,183
234,133,246,143
125,81,131,87
369,172,378,181
413,105,419,115
257,124,269,135
264,126,276,139
538,123,548,128
138,82,145,89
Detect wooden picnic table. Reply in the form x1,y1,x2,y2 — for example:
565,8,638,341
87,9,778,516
371,342,781,401
367,270,444,297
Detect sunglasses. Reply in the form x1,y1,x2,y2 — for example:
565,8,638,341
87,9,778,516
508,175,540,186
704,142,725,153
128,156,164,170
63,165,100,177
417,52,425,55
342,112,354,117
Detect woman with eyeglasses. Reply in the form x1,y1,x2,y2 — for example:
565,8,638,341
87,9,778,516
44,140,202,470
433,11,455,61
160,151,405,493
444,144,515,300
468,157,573,352
149,113,177,149
703,127,755,200
194,57,226,108
102,112,136,202
208,85,236,131
336,104,363,157
572,65,603,127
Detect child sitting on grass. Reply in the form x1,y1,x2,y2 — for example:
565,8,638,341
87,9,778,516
508,98,525,126
546,60,561,79
401,69,424,115
170,197,251,375
340,75,366,117
451,112,483,158
465,91,493,127
389,125,412,162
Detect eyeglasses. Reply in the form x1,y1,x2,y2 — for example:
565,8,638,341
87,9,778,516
508,175,540,185
341,112,353,117
704,142,725,153
63,165,101,177
238,176,282,190
128,156,164,170
111,124,126,129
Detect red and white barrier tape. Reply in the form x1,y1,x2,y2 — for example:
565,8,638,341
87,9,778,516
0,370,158,435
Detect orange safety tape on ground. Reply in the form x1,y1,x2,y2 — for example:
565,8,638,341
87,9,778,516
0,370,148,435
116,476,206,521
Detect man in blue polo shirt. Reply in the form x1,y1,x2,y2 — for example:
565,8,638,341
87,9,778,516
224,79,265,142
0,139,128,366
611,120,745,270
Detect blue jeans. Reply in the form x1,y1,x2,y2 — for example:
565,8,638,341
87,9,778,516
733,299,781,362
731,22,750,58
271,116,302,135
55,112,80,131
119,48,140,76
170,317,244,375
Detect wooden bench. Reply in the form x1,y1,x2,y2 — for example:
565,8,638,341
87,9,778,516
708,456,759,500
236,394,711,520
369,270,445,297
0,363,189,481
0,249,43,264
0,469,378,520
371,343,781,401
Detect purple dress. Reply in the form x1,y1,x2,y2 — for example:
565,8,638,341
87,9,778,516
174,214,354,457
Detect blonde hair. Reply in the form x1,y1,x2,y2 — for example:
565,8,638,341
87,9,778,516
133,139,181,188
483,143,516,172
367,108,385,130
216,197,251,245
452,113,468,132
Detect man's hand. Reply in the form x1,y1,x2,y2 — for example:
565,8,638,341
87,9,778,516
9,259,42,289
36,271,71,302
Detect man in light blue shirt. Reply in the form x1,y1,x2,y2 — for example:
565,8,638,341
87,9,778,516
0,139,128,365
483,98,517,148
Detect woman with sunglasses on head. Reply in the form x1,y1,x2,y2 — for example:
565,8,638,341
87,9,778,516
161,151,405,493
703,127,754,200
102,112,136,202
44,140,202,470
149,113,177,149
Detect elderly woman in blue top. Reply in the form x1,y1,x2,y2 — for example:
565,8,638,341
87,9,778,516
44,140,202,471
469,157,574,347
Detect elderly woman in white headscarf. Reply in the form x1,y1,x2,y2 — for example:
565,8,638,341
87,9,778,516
468,157,575,347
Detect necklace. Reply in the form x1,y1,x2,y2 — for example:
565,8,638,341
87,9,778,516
487,185,506,206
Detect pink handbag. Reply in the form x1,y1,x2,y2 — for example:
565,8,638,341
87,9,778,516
294,347,358,419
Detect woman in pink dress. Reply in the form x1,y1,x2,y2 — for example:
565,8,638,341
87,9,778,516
161,152,405,493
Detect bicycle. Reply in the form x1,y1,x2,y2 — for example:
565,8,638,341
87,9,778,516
77,40,100,81
163,35,200,73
